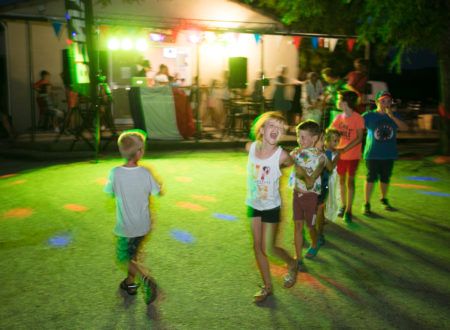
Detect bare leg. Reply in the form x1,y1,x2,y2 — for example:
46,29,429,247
251,218,271,289
364,181,375,204
266,223,295,266
308,225,318,249
346,175,356,213
294,220,304,262
339,174,347,208
126,258,150,284
380,182,389,199
316,204,325,236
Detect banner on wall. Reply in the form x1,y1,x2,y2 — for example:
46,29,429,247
65,0,90,94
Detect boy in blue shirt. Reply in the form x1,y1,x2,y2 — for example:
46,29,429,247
362,91,408,214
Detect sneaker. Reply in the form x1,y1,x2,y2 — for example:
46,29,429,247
338,206,346,218
120,279,139,295
380,198,395,211
344,212,352,223
254,285,273,303
142,276,158,304
363,203,371,215
305,247,319,259
318,235,326,247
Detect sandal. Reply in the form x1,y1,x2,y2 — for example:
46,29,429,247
283,262,298,288
305,247,318,259
120,279,139,295
253,285,273,303
142,276,158,305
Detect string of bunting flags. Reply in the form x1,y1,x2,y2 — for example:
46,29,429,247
49,20,358,53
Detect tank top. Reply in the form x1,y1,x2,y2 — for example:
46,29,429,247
246,142,283,210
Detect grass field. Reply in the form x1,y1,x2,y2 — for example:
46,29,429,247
0,151,449,329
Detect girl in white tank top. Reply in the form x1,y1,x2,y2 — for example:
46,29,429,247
245,112,298,303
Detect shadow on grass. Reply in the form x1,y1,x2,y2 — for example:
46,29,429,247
330,251,433,328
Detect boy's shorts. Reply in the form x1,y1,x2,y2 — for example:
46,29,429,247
293,191,318,228
337,159,360,177
366,159,394,183
116,235,146,263
247,206,280,223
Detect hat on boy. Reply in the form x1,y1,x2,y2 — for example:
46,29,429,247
376,90,392,101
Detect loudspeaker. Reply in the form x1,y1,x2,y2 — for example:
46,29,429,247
61,49,72,86
228,57,247,89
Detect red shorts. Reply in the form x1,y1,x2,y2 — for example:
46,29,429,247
337,159,360,177
293,191,318,228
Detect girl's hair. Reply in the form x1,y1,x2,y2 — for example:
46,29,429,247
324,127,341,142
118,130,147,160
338,90,358,110
295,120,321,137
250,111,286,141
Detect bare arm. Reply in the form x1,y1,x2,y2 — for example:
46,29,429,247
280,149,294,168
338,128,364,153
387,108,409,131
245,141,253,152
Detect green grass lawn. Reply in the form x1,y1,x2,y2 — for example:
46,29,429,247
0,151,449,329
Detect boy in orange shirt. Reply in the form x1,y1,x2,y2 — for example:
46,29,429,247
331,91,365,223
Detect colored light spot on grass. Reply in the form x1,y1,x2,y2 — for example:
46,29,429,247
64,204,88,212
0,174,17,179
9,180,26,185
175,177,192,183
176,201,206,211
213,213,237,221
416,190,450,197
191,195,217,202
270,263,328,292
95,178,108,185
406,176,440,182
48,233,72,247
3,208,33,218
392,183,434,190
171,229,195,244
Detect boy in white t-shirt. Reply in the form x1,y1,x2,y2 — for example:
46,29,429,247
104,129,163,305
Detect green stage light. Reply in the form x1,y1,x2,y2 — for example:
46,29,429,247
135,38,148,51
108,38,120,50
121,38,133,50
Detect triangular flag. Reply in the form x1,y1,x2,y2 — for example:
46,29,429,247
324,38,330,48
254,34,261,44
311,37,319,49
329,38,338,52
347,38,356,52
318,37,324,48
52,21,63,39
292,36,302,49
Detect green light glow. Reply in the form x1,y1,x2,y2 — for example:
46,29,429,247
121,38,133,50
108,38,120,50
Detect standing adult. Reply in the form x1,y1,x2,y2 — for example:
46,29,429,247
346,58,369,113
321,67,346,128
272,65,292,122
302,72,323,124
362,91,408,214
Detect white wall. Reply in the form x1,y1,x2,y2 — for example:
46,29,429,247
6,20,67,132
